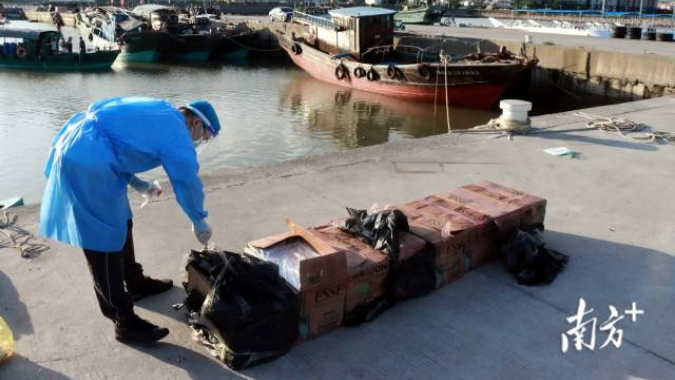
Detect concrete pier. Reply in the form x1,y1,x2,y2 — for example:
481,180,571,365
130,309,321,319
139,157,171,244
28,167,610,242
1,96,674,379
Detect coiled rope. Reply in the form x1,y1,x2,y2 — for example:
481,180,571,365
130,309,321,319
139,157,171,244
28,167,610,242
576,111,675,143
0,212,49,258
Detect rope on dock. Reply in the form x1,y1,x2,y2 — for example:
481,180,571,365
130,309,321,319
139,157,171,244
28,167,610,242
455,111,675,144
576,111,675,143
0,212,49,259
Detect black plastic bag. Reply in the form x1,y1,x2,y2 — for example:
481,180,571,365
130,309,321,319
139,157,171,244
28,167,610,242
341,208,409,262
389,248,437,300
500,227,569,286
184,250,298,370
340,208,435,324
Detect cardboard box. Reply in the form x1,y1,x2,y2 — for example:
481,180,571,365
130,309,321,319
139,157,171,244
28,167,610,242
468,181,547,227
308,226,389,318
186,264,212,299
421,195,501,270
396,196,497,284
441,187,523,236
308,226,429,318
246,227,348,341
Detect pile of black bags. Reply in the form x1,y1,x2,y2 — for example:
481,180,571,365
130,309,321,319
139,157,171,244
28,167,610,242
500,226,569,286
183,250,298,370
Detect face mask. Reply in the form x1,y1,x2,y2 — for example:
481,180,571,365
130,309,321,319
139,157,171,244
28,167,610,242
193,139,211,156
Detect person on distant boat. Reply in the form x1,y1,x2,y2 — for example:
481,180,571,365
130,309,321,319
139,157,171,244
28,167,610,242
50,37,57,54
60,36,72,53
39,98,222,345
78,36,85,62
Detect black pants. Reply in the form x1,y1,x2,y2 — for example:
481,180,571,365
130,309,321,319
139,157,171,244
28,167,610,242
83,219,144,324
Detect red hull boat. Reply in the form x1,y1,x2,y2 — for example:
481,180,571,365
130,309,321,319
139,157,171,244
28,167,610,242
279,8,537,110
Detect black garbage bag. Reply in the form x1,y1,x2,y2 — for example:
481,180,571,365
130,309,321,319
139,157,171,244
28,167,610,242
340,208,436,324
500,227,569,286
341,208,409,262
389,248,437,300
183,250,298,370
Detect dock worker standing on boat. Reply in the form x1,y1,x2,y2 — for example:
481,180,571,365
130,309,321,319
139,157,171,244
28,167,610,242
39,97,221,345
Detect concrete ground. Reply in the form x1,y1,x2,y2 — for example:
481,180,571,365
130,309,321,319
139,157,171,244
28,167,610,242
1,96,674,380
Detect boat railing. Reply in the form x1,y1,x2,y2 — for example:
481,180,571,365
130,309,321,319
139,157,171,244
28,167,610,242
292,11,334,29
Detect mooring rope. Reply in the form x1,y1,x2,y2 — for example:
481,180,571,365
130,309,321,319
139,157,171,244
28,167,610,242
575,111,675,143
454,111,675,144
441,51,451,133
0,212,49,259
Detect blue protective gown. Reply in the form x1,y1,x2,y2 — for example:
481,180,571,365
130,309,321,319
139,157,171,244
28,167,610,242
39,97,207,252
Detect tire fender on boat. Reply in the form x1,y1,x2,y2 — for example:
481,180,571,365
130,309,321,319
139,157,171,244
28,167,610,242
418,64,432,81
291,43,302,55
335,64,348,80
354,67,366,78
387,64,397,79
15,46,27,59
366,67,378,81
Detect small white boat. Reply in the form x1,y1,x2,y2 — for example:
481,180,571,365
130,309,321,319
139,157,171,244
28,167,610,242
0,196,24,210
489,17,612,38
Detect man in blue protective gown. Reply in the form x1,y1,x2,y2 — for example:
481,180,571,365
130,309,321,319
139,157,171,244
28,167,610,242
39,97,220,345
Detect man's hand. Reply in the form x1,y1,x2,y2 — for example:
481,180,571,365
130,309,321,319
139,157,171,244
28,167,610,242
192,219,212,247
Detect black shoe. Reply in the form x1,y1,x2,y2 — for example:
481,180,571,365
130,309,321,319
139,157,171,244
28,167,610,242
115,315,169,344
129,276,173,302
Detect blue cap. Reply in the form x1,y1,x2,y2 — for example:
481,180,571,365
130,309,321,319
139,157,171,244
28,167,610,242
185,100,221,137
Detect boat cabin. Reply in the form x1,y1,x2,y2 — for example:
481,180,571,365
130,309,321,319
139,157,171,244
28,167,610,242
0,22,65,60
301,7,396,61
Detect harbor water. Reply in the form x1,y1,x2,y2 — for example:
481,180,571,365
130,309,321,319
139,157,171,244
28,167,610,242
0,53,501,204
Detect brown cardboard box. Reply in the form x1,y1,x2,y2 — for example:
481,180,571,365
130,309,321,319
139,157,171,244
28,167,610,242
308,226,429,318
308,226,388,317
441,187,523,235
246,228,348,341
396,196,495,284
421,195,500,270
469,181,547,227
186,264,212,299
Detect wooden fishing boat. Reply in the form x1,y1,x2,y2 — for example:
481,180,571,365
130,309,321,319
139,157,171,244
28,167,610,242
0,20,119,71
282,8,537,110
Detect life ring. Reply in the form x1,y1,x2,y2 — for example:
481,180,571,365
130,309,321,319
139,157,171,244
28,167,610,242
366,67,378,81
418,64,432,81
291,43,302,55
16,46,27,58
353,67,366,78
335,64,348,80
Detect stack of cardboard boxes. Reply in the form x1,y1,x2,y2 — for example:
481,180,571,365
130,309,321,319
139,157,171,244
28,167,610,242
192,181,546,342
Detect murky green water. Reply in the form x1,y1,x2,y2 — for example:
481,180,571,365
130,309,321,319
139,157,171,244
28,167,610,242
0,52,503,204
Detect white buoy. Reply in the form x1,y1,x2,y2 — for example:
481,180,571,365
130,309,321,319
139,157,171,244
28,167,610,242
497,99,532,132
